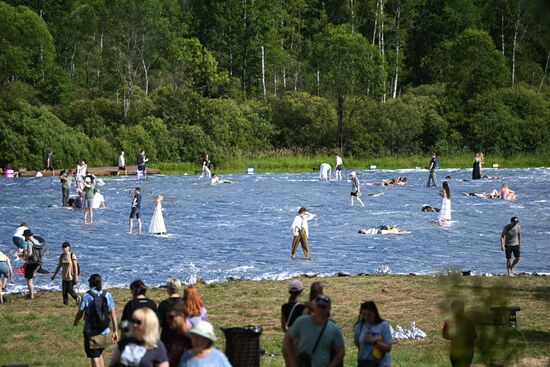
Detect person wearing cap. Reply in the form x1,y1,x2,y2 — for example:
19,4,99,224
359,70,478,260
319,163,332,181
281,280,306,332
22,229,43,299
350,171,365,207
178,321,232,367
291,207,316,260
500,217,523,276
335,156,343,181
284,295,345,367
83,176,95,224
281,279,307,367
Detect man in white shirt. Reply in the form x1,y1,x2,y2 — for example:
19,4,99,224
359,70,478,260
291,207,315,260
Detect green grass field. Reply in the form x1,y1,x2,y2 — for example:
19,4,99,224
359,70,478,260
154,153,550,175
1,275,549,366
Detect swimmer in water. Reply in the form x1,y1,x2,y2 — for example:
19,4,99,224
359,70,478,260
369,177,408,186
463,190,500,199
421,205,440,212
500,183,516,201
319,163,331,181
358,225,408,235
211,175,232,185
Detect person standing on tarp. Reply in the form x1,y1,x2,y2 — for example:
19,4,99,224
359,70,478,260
426,152,439,188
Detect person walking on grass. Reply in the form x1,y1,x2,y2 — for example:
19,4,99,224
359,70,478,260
74,274,119,367
426,152,439,187
350,171,365,207
129,187,142,235
284,295,345,367
291,207,316,260
442,300,477,367
500,217,523,276
0,251,14,304
51,242,80,306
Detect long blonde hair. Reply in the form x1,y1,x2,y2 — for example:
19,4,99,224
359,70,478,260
131,308,159,349
154,194,163,206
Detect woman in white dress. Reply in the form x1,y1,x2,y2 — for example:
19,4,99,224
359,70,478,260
439,181,452,224
149,194,167,235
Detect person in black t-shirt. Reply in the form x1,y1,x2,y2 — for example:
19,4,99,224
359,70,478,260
121,280,158,333
281,279,306,367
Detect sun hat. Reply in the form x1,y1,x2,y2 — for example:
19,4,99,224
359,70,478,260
188,321,217,342
288,279,304,292
23,229,33,238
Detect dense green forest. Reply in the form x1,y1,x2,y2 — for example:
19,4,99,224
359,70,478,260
1,0,550,170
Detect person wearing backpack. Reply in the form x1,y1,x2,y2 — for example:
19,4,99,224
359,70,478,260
74,273,119,367
22,229,46,299
51,242,80,306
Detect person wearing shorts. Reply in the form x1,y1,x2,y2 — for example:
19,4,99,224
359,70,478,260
117,150,127,175
12,223,29,252
500,217,523,276
0,251,13,303
335,155,343,180
74,274,118,366
129,187,142,235
83,177,95,224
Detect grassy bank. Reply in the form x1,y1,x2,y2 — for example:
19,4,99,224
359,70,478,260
155,153,550,175
1,275,549,366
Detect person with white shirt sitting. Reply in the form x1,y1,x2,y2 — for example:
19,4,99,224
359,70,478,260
290,207,316,260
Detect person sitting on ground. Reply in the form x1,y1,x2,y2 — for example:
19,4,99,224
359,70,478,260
358,225,409,235
178,321,232,367
166,303,193,367
121,279,158,326
354,300,393,367
183,285,208,327
109,307,169,367
421,205,440,212
0,251,14,304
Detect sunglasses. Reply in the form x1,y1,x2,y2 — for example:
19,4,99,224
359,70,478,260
131,318,143,325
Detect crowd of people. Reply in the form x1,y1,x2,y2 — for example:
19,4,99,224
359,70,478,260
1,150,527,367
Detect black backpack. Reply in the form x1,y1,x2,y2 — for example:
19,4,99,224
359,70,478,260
87,290,111,334
28,237,46,265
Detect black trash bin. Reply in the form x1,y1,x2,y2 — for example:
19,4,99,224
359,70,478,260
221,325,263,367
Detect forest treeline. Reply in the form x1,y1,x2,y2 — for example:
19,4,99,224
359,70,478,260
1,0,550,170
